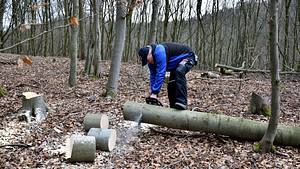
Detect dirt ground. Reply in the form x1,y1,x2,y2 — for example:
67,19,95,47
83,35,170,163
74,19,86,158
0,53,299,168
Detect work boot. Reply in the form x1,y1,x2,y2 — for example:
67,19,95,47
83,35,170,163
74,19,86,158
174,102,187,110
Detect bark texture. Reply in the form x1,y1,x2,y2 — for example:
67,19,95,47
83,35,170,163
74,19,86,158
83,113,109,131
68,0,79,87
66,135,96,162
105,0,127,98
87,128,116,151
123,101,300,147
18,92,49,123
148,0,160,44
260,0,281,153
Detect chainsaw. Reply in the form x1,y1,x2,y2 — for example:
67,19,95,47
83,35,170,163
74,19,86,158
145,97,163,106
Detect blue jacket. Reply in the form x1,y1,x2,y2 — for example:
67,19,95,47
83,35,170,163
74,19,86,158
148,43,194,94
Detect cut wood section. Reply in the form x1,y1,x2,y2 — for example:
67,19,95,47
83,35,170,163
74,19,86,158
83,113,109,131
123,101,300,147
87,128,116,152
18,92,49,123
66,135,96,162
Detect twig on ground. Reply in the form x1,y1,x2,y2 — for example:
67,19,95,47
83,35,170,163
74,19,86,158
188,77,251,81
149,127,205,137
0,144,32,148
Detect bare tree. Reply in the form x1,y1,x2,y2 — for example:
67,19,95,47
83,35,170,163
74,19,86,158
63,0,70,57
105,0,127,98
79,0,86,60
0,0,6,49
283,0,291,70
260,0,281,153
92,0,102,77
148,0,160,44
162,0,169,42
68,0,79,87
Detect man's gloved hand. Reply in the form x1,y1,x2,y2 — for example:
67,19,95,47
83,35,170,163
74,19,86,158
146,94,163,106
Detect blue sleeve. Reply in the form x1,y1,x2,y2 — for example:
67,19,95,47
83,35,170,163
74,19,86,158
148,64,156,90
151,45,167,94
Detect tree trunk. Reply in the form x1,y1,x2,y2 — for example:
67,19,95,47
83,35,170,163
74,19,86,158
63,0,69,57
148,0,160,44
92,0,102,77
283,0,291,70
79,0,86,60
68,0,79,87
30,0,37,56
18,92,50,123
0,0,6,49
43,0,49,57
123,101,300,147
162,0,169,42
105,0,127,98
260,0,281,153
84,5,94,74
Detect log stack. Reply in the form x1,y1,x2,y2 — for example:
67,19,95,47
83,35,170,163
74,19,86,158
66,113,117,163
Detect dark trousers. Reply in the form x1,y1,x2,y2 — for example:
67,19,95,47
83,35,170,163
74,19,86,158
167,57,195,108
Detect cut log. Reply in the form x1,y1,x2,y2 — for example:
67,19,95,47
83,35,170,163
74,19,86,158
200,71,220,78
123,101,300,147
215,63,300,75
87,128,116,151
83,113,109,131
66,135,96,162
249,92,271,117
18,92,50,123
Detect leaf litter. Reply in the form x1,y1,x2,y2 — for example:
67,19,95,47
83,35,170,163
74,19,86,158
0,53,299,168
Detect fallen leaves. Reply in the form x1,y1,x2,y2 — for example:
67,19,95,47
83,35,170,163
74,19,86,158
0,53,299,168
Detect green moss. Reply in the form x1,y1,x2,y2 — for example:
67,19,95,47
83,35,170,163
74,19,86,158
92,75,99,80
253,142,276,153
0,85,7,97
253,142,262,153
270,145,276,153
261,106,271,117
105,89,117,99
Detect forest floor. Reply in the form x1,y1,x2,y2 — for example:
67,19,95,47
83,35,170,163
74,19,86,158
0,53,299,168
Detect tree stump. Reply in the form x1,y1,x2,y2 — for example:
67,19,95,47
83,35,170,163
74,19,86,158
249,92,271,117
18,92,50,123
83,113,109,131
87,128,116,152
66,135,96,162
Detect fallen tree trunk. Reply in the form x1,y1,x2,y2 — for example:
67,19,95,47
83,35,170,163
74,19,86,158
123,101,300,147
215,63,300,75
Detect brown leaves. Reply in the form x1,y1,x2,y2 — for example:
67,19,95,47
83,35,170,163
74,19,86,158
0,53,299,168
69,16,79,26
17,56,33,67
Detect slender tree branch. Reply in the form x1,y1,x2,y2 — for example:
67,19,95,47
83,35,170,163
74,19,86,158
0,14,93,53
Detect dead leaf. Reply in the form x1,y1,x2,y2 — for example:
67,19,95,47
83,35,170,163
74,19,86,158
69,16,79,26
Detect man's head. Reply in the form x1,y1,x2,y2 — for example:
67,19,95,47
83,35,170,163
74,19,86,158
138,45,152,66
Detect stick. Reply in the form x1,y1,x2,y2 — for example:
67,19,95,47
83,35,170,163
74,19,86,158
215,63,300,75
0,144,32,148
0,14,94,52
149,127,205,138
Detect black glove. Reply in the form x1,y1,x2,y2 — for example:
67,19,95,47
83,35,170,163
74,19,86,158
145,97,163,106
